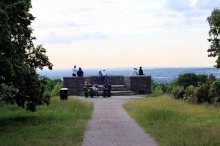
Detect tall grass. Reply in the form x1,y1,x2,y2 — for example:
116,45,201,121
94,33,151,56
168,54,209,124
123,95,220,146
0,96,93,146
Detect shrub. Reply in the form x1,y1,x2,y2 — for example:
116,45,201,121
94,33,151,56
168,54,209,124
50,82,63,96
209,80,220,103
196,83,211,103
171,86,185,99
183,85,197,103
153,85,164,96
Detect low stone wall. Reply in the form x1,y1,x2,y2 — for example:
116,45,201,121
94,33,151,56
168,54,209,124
124,76,151,94
63,76,151,95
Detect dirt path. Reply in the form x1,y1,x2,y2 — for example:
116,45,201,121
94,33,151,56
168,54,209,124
77,95,158,146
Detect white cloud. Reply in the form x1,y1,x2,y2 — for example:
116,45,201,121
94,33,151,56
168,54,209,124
30,0,217,68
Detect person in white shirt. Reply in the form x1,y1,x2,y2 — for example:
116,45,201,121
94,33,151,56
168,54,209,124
102,70,107,84
132,68,138,76
72,65,77,76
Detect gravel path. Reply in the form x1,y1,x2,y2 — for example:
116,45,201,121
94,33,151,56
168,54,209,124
77,95,158,146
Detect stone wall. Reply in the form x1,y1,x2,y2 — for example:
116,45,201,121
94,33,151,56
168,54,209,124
124,76,151,94
63,76,151,95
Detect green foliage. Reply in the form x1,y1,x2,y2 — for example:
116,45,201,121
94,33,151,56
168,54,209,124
175,73,207,88
152,72,220,105
50,82,63,96
146,80,165,97
151,73,220,105
183,85,197,103
46,78,63,96
207,8,220,68
0,0,53,111
171,86,185,99
0,83,18,105
197,74,208,84
196,83,212,103
47,78,62,91
209,80,220,103
208,74,217,83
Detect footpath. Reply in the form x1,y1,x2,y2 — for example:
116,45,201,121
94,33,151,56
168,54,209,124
77,95,158,146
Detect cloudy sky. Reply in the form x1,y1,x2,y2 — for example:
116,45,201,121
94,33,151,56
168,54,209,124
30,0,220,69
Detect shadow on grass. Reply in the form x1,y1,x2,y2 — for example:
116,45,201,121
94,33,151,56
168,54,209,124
0,115,55,127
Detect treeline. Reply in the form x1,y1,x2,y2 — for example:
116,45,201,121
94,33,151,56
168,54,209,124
150,73,220,105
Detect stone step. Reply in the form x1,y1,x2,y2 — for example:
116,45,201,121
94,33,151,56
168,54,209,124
98,90,134,96
98,85,127,91
97,84,134,95
111,85,127,91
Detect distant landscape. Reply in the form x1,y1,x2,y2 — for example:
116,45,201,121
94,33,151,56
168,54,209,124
37,67,220,83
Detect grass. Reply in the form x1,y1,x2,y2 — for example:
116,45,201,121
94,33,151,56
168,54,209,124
123,95,220,146
0,96,93,146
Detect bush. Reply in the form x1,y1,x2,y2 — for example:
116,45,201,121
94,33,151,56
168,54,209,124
209,80,220,103
146,81,165,97
183,85,197,103
50,82,63,96
196,83,211,103
171,86,185,99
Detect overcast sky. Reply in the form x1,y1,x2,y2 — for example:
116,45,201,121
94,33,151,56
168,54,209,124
30,0,220,69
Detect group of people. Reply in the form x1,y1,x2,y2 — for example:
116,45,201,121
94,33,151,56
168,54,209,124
73,65,144,79
72,65,84,77
99,70,107,85
132,66,144,76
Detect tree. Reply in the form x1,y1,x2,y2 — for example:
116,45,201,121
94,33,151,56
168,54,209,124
207,8,220,68
176,73,198,88
0,0,53,111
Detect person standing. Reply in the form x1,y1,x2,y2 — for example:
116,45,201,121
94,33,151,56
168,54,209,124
72,65,77,76
98,71,103,85
77,67,84,77
139,66,144,75
132,68,138,76
102,70,107,84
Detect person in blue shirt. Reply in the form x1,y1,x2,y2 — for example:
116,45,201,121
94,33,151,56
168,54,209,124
77,67,84,77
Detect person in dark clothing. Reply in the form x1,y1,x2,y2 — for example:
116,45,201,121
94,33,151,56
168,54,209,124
139,66,144,75
77,67,84,77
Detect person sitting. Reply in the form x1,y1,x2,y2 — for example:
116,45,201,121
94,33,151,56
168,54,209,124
84,79,91,87
139,66,144,75
132,68,138,76
72,65,77,76
77,67,84,77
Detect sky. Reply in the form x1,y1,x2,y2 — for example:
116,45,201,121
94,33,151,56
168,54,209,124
30,0,220,69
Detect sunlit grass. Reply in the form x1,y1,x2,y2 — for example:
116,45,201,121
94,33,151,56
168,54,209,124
123,95,220,146
0,96,93,146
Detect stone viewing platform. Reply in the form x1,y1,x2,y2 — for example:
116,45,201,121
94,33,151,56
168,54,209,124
63,76,151,95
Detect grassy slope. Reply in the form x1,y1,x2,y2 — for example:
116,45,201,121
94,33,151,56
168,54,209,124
123,95,220,146
0,96,93,146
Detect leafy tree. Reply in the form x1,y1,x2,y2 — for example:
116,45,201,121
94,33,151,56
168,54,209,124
207,8,220,68
197,74,208,84
208,73,217,82
0,0,53,111
176,73,198,88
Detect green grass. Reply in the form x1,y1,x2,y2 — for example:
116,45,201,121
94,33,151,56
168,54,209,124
0,96,93,146
123,95,220,146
